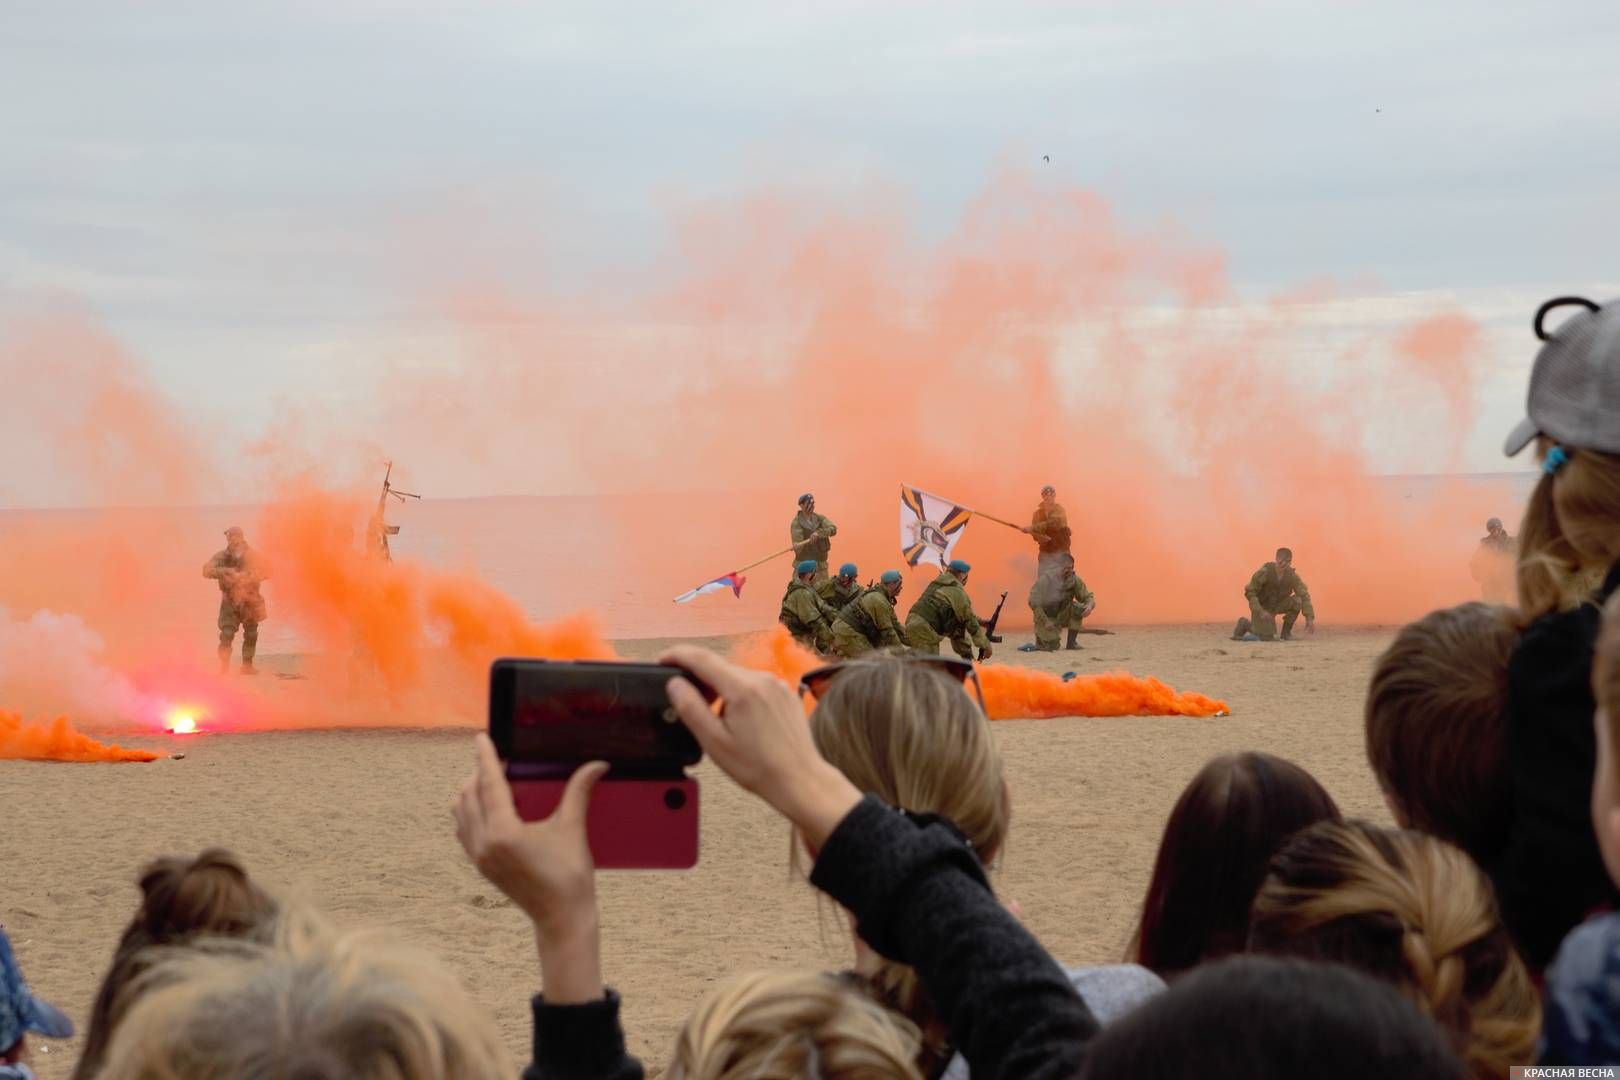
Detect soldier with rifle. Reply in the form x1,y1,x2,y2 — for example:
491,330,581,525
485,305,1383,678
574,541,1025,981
817,563,863,612
203,526,268,674
905,559,994,661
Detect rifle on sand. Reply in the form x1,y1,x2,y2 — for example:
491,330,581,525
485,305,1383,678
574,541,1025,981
981,590,1009,643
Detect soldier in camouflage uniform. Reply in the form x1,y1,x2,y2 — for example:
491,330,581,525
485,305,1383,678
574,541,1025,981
830,569,908,658
203,526,269,674
1233,547,1316,641
790,493,838,583
1022,484,1072,576
1028,554,1095,651
905,559,993,661
817,562,863,612
780,559,837,653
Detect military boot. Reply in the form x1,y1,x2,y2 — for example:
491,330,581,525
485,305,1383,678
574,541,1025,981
1065,629,1081,650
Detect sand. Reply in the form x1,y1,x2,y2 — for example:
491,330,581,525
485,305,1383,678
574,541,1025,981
3,624,1398,1078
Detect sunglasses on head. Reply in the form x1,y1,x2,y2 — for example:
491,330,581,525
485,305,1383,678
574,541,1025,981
798,654,986,713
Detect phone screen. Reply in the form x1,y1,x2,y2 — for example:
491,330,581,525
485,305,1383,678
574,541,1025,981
490,660,702,765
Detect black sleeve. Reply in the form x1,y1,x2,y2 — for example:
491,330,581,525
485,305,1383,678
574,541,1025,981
522,990,644,1080
1495,601,1620,970
810,795,1097,1080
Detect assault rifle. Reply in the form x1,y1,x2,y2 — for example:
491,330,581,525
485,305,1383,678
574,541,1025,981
369,461,420,561
982,590,1009,643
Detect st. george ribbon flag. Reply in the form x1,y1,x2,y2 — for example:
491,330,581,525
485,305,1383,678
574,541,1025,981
899,485,972,568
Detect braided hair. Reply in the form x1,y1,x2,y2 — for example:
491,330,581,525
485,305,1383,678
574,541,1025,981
1248,820,1539,1079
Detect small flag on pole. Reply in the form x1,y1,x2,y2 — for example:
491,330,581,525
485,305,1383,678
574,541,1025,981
900,486,972,568
674,572,746,604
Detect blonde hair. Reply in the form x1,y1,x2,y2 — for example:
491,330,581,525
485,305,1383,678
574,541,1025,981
1249,820,1540,1079
94,907,513,1080
1517,439,1620,619
668,971,921,1080
806,656,1007,1071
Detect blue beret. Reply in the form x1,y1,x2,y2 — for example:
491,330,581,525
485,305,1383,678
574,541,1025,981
838,563,858,577
796,560,818,576
948,559,971,573
880,569,902,585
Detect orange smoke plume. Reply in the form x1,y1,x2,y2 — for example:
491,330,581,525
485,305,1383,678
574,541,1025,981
978,665,1228,720
732,625,821,686
0,711,158,763
733,626,1226,719
251,479,615,727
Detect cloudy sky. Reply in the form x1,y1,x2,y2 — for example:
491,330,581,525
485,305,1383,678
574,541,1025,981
3,0,1618,480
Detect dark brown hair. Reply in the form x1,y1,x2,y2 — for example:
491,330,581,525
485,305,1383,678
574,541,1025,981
1128,752,1339,979
72,848,277,1080
1248,820,1539,1079
1365,603,1517,864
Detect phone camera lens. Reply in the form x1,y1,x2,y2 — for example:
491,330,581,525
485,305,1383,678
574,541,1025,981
663,787,687,810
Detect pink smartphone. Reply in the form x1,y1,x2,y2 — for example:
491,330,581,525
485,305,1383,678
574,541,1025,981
488,659,709,870
507,767,699,870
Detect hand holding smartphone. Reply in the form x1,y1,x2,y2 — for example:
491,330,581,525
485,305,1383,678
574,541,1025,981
488,659,710,869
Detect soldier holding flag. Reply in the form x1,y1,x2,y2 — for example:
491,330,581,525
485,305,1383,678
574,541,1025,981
790,493,838,582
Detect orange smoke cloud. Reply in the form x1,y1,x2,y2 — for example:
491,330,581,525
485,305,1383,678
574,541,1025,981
978,665,1227,720
378,172,1508,630
0,711,158,763
250,480,614,727
732,627,1226,719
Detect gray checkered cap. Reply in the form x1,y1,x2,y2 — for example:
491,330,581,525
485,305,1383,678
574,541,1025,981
1505,296,1620,456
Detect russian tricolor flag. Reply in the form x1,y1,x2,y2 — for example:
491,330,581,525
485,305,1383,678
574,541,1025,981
673,571,746,604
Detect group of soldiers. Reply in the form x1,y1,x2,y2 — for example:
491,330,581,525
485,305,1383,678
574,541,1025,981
780,555,994,661
781,485,1342,658
780,487,1099,661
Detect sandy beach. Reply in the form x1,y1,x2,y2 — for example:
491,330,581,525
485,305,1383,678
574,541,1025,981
4,624,1398,1077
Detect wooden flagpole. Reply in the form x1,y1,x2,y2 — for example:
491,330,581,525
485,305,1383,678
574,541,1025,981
736,544,798,574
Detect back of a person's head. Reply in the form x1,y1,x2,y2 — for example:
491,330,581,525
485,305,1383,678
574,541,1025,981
808,655,1007,1068
809,657,1007,861
92,906,512,1080
668,971,921,1080
74,849,278,1080
1365,603,1517,864
1130,751,1339,978
1518,440,1620,618
1248,819,1539,1078
1079,956,1467,1080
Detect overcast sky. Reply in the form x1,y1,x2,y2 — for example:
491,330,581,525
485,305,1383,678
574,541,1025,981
3,0,1619,480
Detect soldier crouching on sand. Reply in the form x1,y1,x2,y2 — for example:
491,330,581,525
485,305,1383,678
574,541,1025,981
1232,547,1315,642
1027,554,1095,651
830,570,908,658
905,559,993,661
204,526,269,674
780,559,837,654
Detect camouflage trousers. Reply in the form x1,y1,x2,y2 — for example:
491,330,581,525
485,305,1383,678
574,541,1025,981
1248,597,1303,641
905,616,975,660
1031,602,1088,649
830,621,878,659
219,599,259,664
